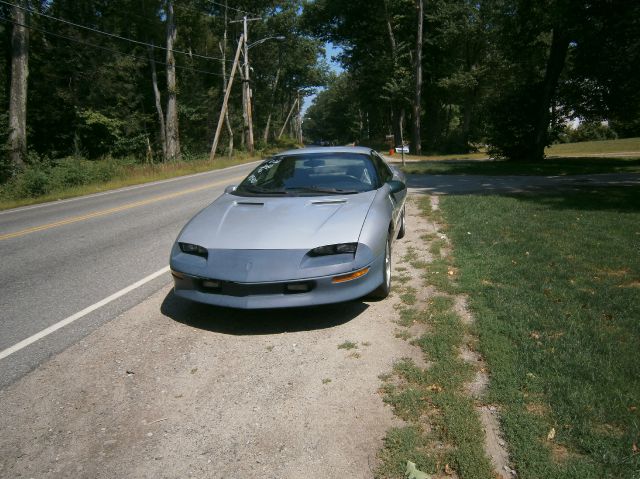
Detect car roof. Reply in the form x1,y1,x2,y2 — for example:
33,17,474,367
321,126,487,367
275,146,375,157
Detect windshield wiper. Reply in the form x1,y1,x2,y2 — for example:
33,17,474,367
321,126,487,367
285,186,359,195
238,185,287,195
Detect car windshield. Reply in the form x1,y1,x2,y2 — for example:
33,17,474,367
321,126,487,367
234,153,379,196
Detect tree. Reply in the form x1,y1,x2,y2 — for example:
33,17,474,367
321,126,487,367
411,0,423,155
8,0,29,171
164,0,180,161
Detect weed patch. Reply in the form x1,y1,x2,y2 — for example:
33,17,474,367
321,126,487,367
377,197,495,479
337,341,358,350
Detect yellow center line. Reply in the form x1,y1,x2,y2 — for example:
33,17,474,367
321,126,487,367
0,175,244,241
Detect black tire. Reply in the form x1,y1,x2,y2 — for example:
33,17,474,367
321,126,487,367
397,206,406,239
368,238,391,299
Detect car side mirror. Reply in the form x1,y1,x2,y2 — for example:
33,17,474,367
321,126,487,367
224,185,237,194
388,180,406,194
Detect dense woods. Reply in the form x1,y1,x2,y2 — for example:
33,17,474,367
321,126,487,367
303,0,640,158
0,0,326,182
2,0,640,187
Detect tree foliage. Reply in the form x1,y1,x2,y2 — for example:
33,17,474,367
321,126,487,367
303,0,640,160
0,0,326,178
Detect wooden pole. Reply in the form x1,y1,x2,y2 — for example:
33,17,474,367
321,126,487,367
278,97,298,139
209,34,244,162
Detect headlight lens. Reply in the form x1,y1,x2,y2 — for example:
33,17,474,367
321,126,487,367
178,242,208,258
308,242,358,256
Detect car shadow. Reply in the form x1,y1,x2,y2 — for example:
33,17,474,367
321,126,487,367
160,290,369,335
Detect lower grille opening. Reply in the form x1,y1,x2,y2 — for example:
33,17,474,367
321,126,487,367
198,279,315,297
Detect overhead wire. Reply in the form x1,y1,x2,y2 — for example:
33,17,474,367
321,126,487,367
0,0,232,63
0,15,226,77
205,0,261,18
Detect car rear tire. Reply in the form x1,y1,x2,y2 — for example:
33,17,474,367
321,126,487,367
397,206,406,239
368,238,391,299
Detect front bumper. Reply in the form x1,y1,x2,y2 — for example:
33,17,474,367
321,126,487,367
171,255,384,309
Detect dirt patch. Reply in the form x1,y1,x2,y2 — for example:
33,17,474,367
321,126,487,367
479,406,514,477
0,236,421,478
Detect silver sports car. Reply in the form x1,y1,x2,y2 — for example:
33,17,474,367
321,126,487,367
170,146,407,309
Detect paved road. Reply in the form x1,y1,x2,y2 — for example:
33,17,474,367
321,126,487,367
407,172,640,195
0,162,258,388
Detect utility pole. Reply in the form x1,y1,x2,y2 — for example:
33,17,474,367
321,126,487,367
296,90,303,144
230,16,261,154
209,34,244,161
278,96,299,139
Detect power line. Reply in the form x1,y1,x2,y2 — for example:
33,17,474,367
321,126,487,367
0,0,231,63
205,0,261,18
0,15,226,78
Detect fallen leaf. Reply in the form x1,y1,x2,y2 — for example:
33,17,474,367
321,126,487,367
444,463,454,475
529,331,541,340
406,460,431,479
427,384,443,393
629,406,637,412
632,442,639,454
547,427,556,441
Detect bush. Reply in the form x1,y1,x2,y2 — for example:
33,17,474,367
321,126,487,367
51,157,92,187
16,167,51,197
559,122,618,143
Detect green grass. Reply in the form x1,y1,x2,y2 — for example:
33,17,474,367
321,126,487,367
379,300,494,479
0,154,260,211
403,156,640,176
439,187,640,478
337,340,358,350
377,196,495,479
401,138,640,176
547,137,640,155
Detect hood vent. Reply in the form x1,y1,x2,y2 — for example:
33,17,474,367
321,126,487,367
311,199,347,205
235,201,264,206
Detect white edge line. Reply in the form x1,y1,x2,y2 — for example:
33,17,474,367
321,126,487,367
0,266,171,361
0,160,261,216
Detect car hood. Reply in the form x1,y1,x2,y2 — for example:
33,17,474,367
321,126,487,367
179,190,377,250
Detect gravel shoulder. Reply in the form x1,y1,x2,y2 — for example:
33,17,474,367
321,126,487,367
0,214,423,478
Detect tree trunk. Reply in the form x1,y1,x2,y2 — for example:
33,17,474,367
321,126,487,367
148,45,167,162
165,1,180,161
263,68,280,143
383,0,403,147
8,0,29,171
529,27,570,162
278,98,298,139
411,0,423,155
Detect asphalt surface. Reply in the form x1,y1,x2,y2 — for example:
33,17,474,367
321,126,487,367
407,172,640,194
0,162,258,389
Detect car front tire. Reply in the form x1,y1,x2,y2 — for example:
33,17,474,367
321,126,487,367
397,206,406,239
368,238,391,299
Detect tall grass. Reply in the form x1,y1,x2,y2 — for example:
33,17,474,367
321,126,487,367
0,153,259,210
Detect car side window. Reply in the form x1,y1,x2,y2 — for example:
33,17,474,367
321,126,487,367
371,152,393,185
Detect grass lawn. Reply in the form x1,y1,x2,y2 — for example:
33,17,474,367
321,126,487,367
438,187,640,478
399,138,640,176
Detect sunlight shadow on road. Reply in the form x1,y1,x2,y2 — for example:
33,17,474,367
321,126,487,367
160,290,369,335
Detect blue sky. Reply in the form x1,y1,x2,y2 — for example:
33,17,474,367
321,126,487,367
301,42,343,115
